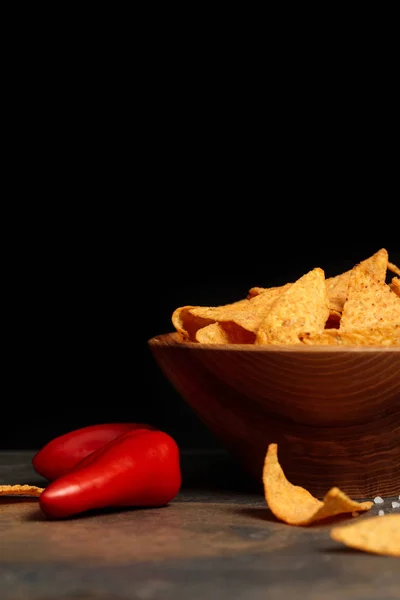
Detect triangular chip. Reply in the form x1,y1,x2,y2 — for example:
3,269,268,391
390,277,400,298
0,484,44,497
195,322,255,344
340,264,400,331
299,325,400,346
325,248,388,314
256,268,329,345
331,514,400,557
262,443,373,526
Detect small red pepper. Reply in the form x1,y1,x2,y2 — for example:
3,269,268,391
39,429,182,519
32,422,154,481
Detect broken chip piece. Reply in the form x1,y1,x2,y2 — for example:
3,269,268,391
0,484,44,497
330,514,400,557
262,443,373,525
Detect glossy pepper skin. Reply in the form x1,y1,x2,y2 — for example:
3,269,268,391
32,422,154,481
39,429,182,519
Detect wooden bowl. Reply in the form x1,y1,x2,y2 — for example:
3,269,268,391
148,332,400,498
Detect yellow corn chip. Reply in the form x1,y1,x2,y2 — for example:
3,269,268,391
0,484,44,497
388,261,400,277
195,322,256,344
262,443,373,526
170,247,399,347
299,325,400,346
340,265,400,331
171,305,216,341
325,248,388,314
256,268,329,345
190,286,290,335
172,298,255,341
249,250,389,318
391,277,400,298
331,514,400,557
196,322,233,344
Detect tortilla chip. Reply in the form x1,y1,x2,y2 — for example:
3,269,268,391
171,290,286,341
256,268,329,345
340,265,400,331
388,261,400,277
195,322,256,344
300,325,400,346
190,286,290,335
262,443,373,526
170,247,398,346
0,484,44,497
325,248,388,314
171,305,213,341
331,514,400,557
390,277,400,298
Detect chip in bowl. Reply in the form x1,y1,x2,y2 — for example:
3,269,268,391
171,248,400,346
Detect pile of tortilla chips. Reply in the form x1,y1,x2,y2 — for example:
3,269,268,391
262,443,400,557
172,248,400,346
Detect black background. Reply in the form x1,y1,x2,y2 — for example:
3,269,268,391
3,34,399,452
4,209,399,452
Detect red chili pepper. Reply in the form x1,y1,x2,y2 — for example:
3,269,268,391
32,422,154,481
39,429,182,519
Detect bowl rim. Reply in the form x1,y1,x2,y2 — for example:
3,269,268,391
148,332,400,353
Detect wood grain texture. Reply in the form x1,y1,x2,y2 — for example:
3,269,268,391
148,333,400,498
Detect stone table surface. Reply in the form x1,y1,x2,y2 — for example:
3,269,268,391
0,449,399,600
